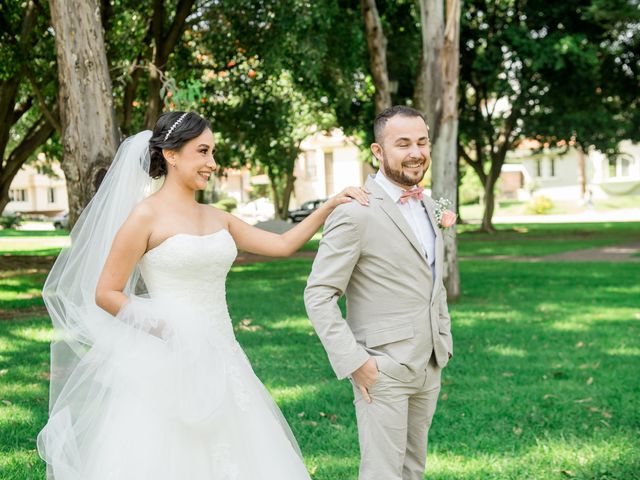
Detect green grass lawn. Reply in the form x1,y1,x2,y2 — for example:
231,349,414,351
0,229,69,257
1,225,639,479
457,222,640,257
2,222,639,259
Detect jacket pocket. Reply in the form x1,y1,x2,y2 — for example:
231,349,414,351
365,324,414,348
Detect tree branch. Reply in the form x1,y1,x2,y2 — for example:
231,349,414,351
11,97,34,125
161,0,196,62
24,69,60,133
1,116,55,185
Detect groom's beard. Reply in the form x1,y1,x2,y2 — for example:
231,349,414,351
381,153,428,188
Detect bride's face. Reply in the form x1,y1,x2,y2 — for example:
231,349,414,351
167,128,216,190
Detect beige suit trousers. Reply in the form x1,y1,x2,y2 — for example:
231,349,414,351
351,354,442,480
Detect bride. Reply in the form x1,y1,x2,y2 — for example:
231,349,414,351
37,111,369,479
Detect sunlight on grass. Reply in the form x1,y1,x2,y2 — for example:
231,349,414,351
486,345,526,357
0,404,38,425
426,434,639,479
606,346,640,356
269,316,313,331
270,383,321,403
7,326,53,343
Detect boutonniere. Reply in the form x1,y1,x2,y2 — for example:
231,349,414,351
434,198,457,229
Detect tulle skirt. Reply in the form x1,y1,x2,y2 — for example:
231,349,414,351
37,296,311,479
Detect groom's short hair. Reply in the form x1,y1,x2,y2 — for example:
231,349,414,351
373,105,427,145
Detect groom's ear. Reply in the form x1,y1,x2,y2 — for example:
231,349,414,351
371,143,383,163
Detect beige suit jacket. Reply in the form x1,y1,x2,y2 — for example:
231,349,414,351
304,176,453,381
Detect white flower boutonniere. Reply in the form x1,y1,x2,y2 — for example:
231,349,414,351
434,198,457,229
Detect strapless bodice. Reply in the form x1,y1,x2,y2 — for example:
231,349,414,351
138,229,237,316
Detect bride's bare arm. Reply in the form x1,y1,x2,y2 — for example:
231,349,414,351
225,187,369,257
95,205,153,316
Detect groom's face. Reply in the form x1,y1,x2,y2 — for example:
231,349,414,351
371,115,431,188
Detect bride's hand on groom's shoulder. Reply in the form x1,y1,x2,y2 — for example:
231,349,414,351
326,186,370,210
351,356,378,404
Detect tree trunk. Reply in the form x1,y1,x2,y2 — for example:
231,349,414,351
49,0,120,228
360,0,392,114
481,172,499,233
268,173,281,219
576,144,587,198
414,0,461,300
279,172,296,220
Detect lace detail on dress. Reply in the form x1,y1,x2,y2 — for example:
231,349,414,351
139,229,238,346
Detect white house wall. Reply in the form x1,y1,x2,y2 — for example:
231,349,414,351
5,164,68,216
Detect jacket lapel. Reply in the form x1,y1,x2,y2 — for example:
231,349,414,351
365,176,429,267
421,199,444,297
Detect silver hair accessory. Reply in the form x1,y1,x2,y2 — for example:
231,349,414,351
163,112,189,141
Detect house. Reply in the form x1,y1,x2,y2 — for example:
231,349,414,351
292,129,374,207
213,129,373,209
4,159,68,217
499,139,640,201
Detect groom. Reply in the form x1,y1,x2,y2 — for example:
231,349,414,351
304,105,453,480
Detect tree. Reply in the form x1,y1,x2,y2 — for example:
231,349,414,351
414,0,461,299
458,0,640,232
182,0,370,216
49,0,119,226
0,0,58,214
360,0,392,114
354,0,461,296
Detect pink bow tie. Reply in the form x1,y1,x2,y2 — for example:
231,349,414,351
399,187,424,204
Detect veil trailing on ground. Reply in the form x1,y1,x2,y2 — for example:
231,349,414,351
41,130,153,414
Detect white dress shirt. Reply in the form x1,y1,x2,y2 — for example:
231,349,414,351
375,170,436,277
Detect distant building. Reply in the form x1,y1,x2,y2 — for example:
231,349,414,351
293,129,374,207
213,129,373,209
4,160,68,217
499,139,640,201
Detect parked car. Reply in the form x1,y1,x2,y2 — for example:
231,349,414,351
53,211,69,230
288,199,327,223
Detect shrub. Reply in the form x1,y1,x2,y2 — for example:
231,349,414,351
0,213,22,229
527,195,553,214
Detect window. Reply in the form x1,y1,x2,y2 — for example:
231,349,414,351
549,158,556,177
9,189,27,202
535,160,542,177
620,157,630,177
607,155,632,178
304,151,317,180
48,187,56,203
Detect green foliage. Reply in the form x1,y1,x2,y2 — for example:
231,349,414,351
0,214,21,229
527,195,554,215
459,165,484,205
212,197,238,213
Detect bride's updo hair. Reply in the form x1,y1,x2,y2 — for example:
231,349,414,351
148,111,211,178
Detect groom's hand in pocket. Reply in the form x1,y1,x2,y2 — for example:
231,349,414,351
352,357,378,403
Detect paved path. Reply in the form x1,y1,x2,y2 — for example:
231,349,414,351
236,243,640,264
487,208,640,224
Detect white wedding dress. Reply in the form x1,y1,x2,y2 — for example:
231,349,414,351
38,229,311,479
